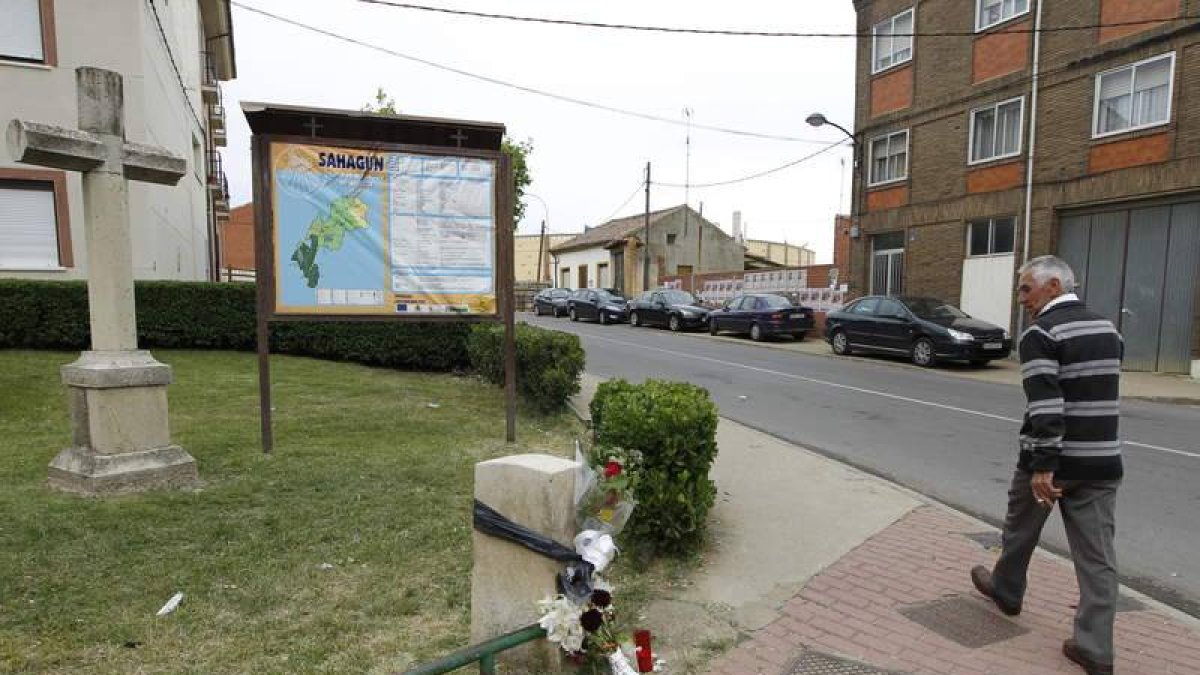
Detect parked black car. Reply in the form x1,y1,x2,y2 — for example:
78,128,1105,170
627,289,710,331
533,288,571,317
824,295,1012,367
568,288,628,324
708,293,815,341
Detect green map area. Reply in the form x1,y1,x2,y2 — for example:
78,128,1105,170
290,196,370,288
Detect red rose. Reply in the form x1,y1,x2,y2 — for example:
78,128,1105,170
604,461,622,478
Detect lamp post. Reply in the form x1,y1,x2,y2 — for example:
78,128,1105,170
807,112,859,295
526,193,550,283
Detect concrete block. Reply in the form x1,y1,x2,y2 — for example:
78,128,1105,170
122,140,186,185
7,119,105,171
48,445,197,495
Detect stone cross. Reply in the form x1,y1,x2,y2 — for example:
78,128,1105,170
7,67,198,494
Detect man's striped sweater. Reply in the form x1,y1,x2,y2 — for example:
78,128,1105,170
1018,297,1124,481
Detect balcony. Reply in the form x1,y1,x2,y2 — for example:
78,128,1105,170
201,51,220,103
207,152,230,220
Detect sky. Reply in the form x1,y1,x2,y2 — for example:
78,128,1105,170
222,0,860,262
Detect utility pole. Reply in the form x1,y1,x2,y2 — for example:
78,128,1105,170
696,201,704,295
535,218,547,282
643,162,651,293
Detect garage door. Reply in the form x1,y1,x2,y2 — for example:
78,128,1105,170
1058,201,1200,373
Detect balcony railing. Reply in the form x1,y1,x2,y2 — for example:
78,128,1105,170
200,51,219,103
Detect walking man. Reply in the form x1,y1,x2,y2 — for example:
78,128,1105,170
971,255,1123,675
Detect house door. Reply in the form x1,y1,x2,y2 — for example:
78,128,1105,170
597,263,609,289
612,251,625,296
560,268,570,288
1057,201,1200,373
870,232,905,296
578,265,588,289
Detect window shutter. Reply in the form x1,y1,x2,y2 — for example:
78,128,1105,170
0,0,44,61
0,186,59,268
1098,68,1133,103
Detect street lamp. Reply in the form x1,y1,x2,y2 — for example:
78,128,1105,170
807,112,860,294
526,193,550,283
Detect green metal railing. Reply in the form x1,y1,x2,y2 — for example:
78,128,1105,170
402,623,547,674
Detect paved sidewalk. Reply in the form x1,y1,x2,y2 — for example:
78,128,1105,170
705,505,1200,675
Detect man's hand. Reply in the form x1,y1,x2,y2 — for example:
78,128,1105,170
1031,471,1062,506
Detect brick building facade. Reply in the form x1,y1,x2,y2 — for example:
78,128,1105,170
849,0,1200,375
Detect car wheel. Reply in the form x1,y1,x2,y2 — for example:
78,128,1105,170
669,315,681,332
599,311,609,325
793,331,807,341
630,311,640,327
911,337,936,367
709,319,719,336
831,329,851,355
750,323,764,341
535,304,544,316
569,308,578,322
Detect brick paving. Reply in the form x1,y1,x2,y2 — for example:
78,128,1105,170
706,506,1200,675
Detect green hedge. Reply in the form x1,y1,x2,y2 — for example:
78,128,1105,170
0,280,470,371
467,323,585,414
589,379,719,555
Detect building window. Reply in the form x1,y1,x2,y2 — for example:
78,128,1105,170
872,9,914,74
1094,52,1175,138
871,231,905,296
869,130,909,186
968,217,1016,257
0,178,65,269
666,233,677,245
1,0,47,63
976,0,1029,32
970,97,1024,164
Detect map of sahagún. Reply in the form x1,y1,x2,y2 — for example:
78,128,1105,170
271,142,496,316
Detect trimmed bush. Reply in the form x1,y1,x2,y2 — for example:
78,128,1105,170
466,323,585,413
0,279,471,371
589,379,719,555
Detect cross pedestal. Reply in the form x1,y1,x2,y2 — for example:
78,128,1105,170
7,67,198,494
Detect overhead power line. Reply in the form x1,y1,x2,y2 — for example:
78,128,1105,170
231,2,831,143
357,0,1199,38
654,139,849,189
146,0,206,133
595,178,649,225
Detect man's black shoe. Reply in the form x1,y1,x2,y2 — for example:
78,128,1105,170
1063,639,1114,674
970,565,1022,616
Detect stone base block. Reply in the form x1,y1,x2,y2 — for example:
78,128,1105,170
48,444,198,496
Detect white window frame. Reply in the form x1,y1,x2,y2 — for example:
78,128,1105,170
966,217,1017,258
1092,52,1176,139
968,96,1025,165
871,8,915,75
975,0,1030,33
868,129,910,187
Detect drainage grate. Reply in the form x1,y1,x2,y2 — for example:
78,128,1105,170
898,596,1030,648
964,531,1002,550
785,650,902,674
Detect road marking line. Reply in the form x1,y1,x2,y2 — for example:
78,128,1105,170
582,332,1200,460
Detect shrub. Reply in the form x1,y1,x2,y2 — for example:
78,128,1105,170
0,279,471,371
467,323,585,414
589,379,719,555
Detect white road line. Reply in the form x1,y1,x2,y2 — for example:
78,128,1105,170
582,331,1200,460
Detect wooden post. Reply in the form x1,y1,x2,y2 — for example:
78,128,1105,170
251,135,273,454
499,155,517,443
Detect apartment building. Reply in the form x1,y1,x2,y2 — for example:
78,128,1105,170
0,0,236,282
848,0,1200,375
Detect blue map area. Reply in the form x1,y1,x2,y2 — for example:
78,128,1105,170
275,171,385,308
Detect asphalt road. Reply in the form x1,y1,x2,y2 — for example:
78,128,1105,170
524,313,1200,617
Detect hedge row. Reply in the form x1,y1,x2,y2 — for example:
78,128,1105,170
467,323,586,414
0,280,458,372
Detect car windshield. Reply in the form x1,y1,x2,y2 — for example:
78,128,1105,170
662,290,697,305
759,295,791,309
902,297,968,320
551,290,569,298
597,290,624,303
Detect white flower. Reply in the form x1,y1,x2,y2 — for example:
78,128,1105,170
536,595,585,653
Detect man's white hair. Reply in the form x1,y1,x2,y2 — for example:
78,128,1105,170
1019,255,1076,291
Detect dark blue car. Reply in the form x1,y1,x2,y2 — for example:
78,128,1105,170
708,293,815,341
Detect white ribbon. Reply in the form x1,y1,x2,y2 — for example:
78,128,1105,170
574,529,618,574
608,649,639,675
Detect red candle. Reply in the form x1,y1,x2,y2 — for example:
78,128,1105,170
634,630,653,672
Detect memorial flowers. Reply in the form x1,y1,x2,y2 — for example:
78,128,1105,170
538,584,636,673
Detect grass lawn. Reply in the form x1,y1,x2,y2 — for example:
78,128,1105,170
0,349,587,674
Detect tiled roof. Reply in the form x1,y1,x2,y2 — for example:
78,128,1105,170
550,205,684,253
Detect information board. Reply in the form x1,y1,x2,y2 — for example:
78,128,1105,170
269,141,497,316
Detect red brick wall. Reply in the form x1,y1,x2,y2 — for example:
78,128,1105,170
221,203,256,271
967,161,1025,193
973,19,1031,84
1088,132,1172,174
867,185,910,212
834,215,852,274
1099,0,1179,43
871,65,914,118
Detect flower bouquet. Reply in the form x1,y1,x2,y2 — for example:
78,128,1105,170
538,585,644,674
576,447,639,536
